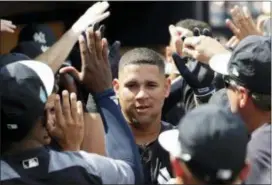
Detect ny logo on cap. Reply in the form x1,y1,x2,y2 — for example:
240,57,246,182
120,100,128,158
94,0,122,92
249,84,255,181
33,32,46,44
231,67,239,77
22,157,39,169
41,45,49,52
6,124,18,130
216,169,232,180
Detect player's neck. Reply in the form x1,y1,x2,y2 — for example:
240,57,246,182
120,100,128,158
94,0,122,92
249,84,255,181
241,110,270,133
130,119,162,146
4,140,43,156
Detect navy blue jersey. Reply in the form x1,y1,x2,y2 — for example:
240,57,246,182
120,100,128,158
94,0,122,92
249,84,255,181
139,121,175,184
1,147,134,185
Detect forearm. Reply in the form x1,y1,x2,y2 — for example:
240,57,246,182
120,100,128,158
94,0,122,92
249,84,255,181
81,112,106,156
94,89,143,184
35,29,79,74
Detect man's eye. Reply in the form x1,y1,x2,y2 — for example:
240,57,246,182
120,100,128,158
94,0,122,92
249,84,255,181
126,83,137,88
147,83,158,88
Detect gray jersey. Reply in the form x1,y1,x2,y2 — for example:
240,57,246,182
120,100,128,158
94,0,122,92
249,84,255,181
1,147,134,185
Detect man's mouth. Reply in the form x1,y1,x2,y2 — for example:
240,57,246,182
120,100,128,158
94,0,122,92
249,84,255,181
135,105,151,112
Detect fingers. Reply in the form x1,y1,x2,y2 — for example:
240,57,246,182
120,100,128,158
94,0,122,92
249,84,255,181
54,94,65,128
62,90,73,122
169,25,179,38
59,66,81,80
231,37,240,48
231,6,243,30
242,6,252,19
226,36,236,48
242,6,255,29
95,31,103,60
226,19,240,37
228,5,261,39
92,11,110,25
1,19,16,33
3,27,15,33
70,92,78,123
85,2,109,17
257,17,267,32
77,101,84,126
99,24,106,38
86,27,96,60
182,48,198,59
79,34,89,70
183,36,202,48
102,38,109,63
174,38,183,56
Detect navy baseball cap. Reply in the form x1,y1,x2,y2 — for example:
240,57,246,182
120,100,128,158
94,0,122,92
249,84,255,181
0,55,55,142
158,104,249,184
10,41,47,59
209,35,271,95
18,23,56,47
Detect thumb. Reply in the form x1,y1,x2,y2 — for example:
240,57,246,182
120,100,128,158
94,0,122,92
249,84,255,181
59,66,81,81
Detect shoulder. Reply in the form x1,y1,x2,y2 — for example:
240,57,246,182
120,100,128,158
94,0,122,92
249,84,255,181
248,123,271,154
247,124,271,169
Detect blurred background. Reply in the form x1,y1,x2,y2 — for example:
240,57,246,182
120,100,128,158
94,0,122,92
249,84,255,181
0,1,270,54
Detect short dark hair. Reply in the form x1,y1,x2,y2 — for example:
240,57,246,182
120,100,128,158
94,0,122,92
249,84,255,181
251,93,271,111
175,19,212,33
118,47,165,75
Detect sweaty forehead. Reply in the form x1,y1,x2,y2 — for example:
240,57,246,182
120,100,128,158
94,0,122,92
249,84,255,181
119,64,164,83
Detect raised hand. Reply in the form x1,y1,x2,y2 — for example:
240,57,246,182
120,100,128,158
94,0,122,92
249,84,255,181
71,2,110,34
172,53,215,97
59,27,112,93
47,90,84,151
225,5,262,40
182,36,229,64
0,19,16,33
168,25,193,56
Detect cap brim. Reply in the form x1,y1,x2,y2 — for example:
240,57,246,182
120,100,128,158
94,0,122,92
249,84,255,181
209,53,231,75
158,129,181,157
17,60,54,96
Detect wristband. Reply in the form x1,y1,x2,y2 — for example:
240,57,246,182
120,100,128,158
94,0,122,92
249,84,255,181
93,88,115,101
193,85,215,97
194,91,215,105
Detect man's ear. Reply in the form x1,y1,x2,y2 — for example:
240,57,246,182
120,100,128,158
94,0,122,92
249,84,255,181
239,161,250,181
112,78,119,97
238,87,250,108
164,77,171,98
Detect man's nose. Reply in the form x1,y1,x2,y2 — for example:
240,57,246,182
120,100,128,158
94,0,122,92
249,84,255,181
135,88,149,100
